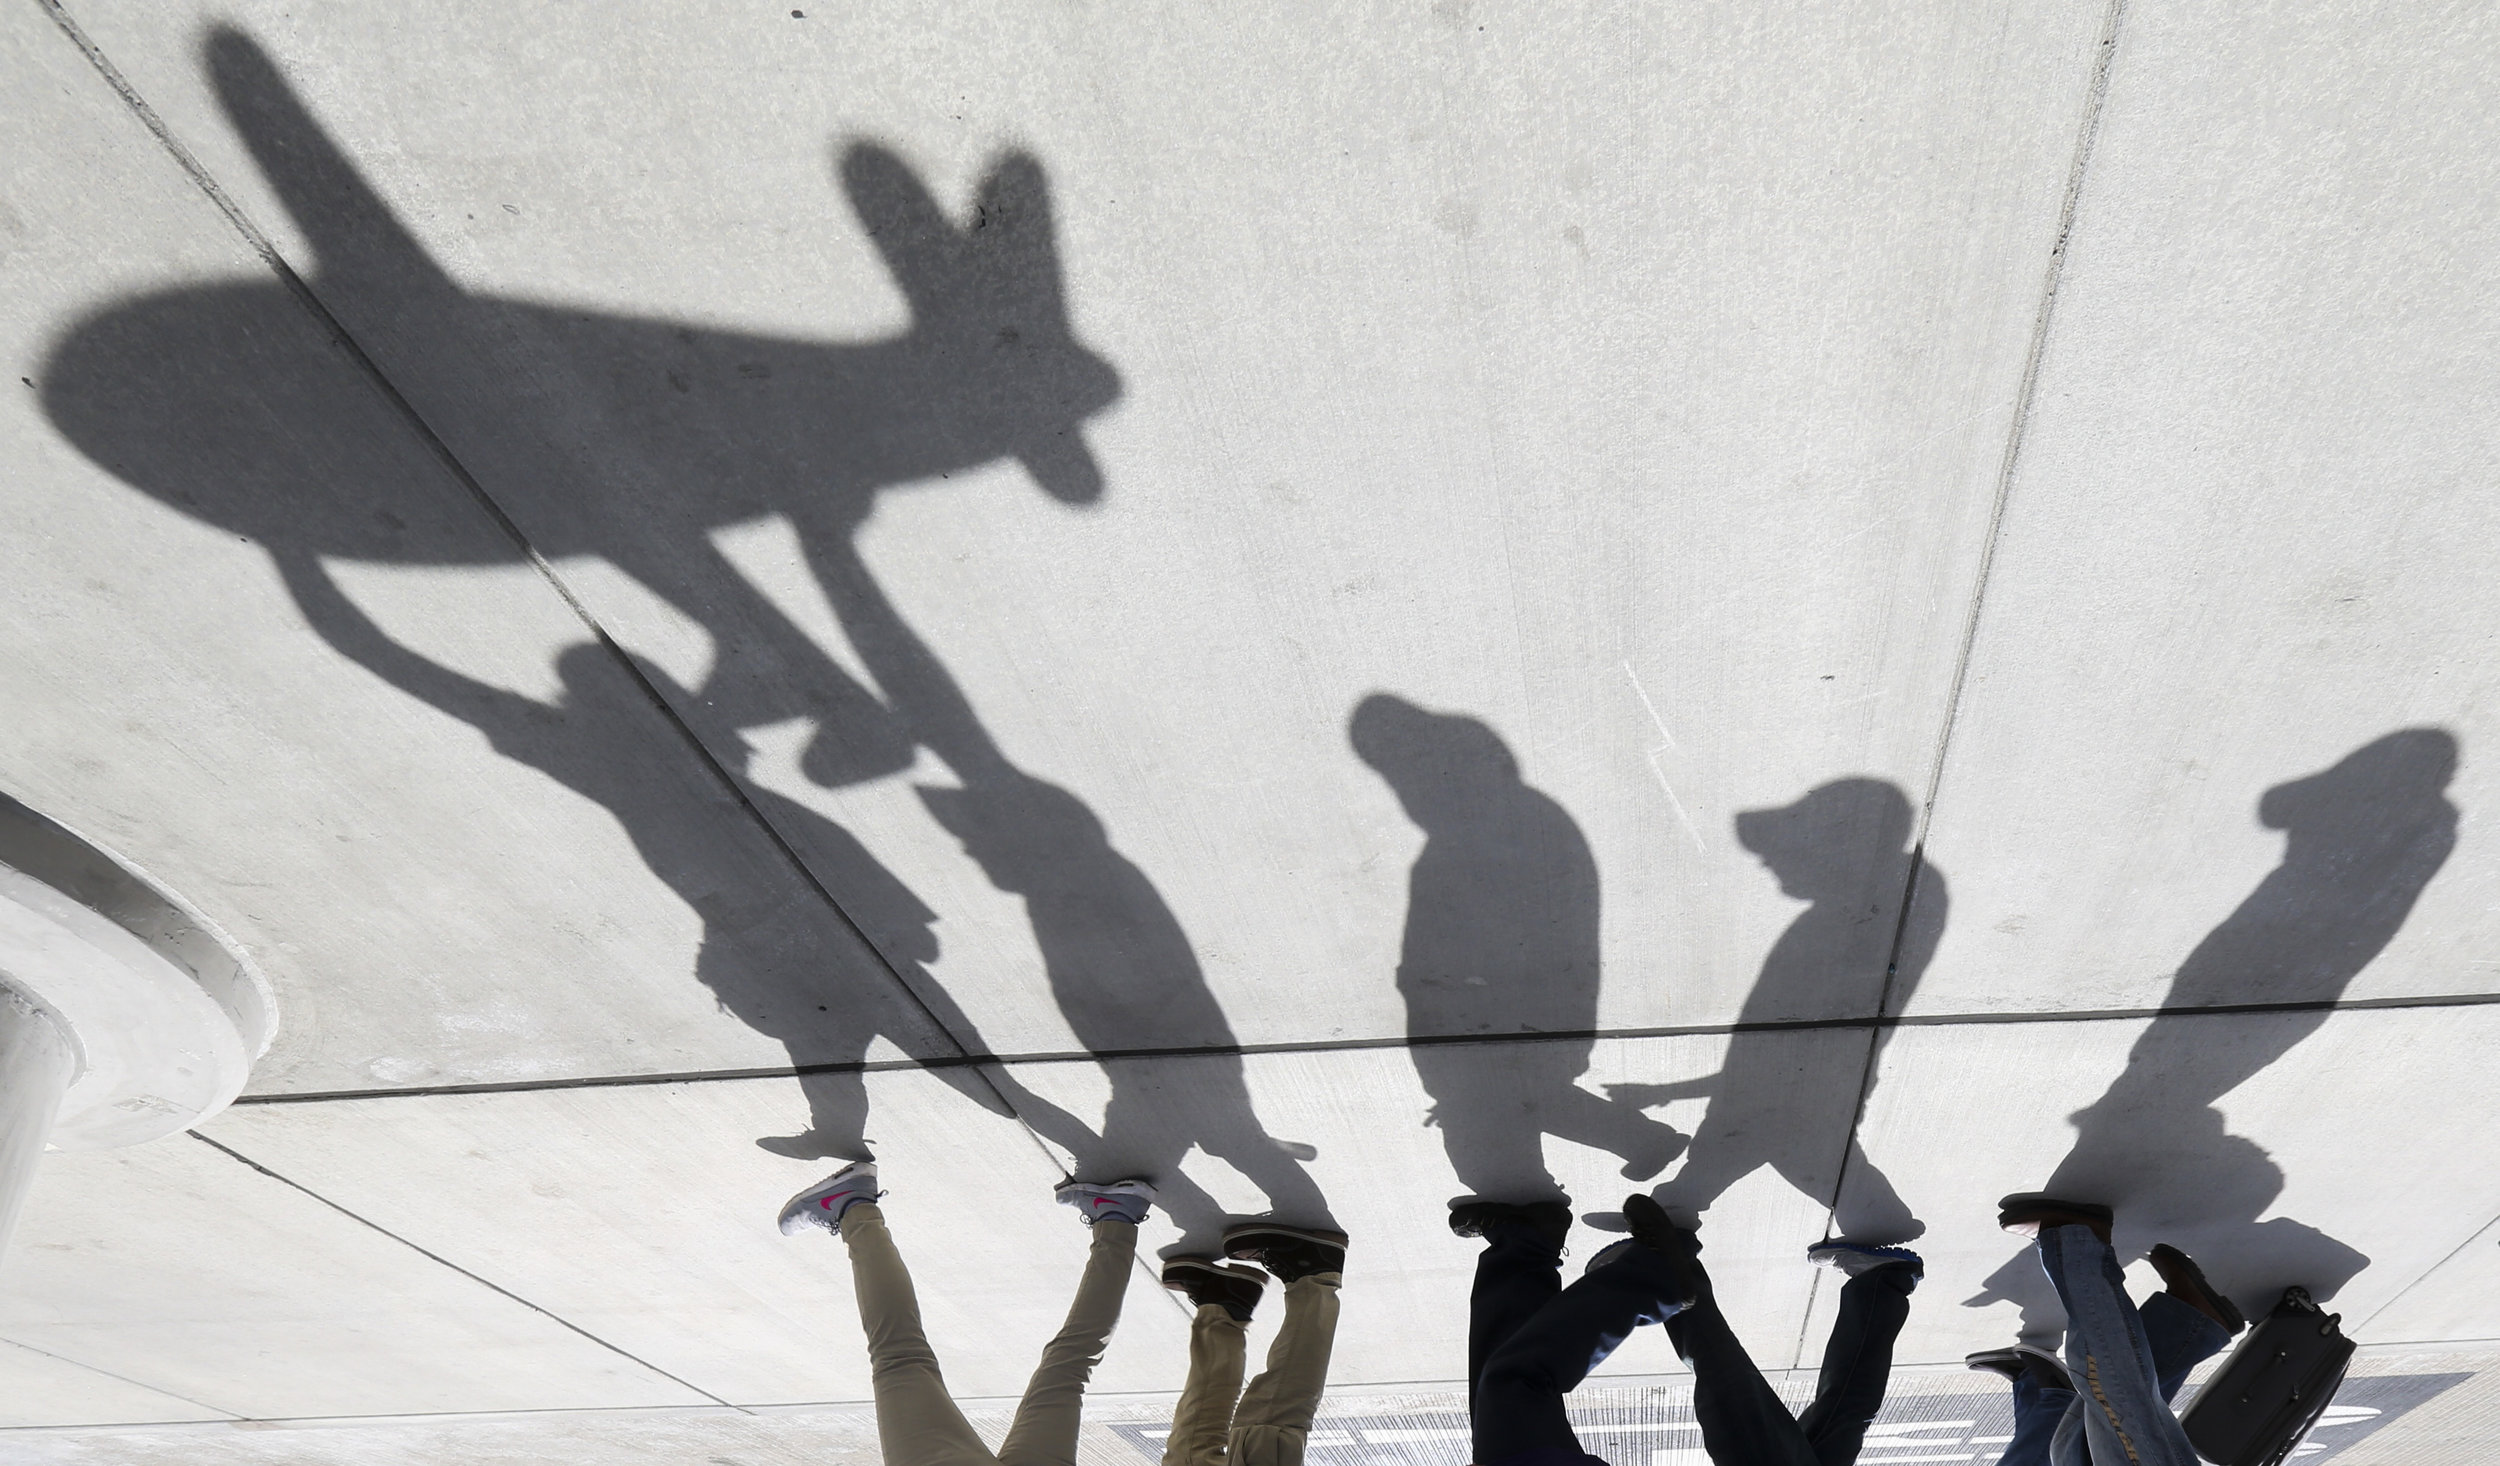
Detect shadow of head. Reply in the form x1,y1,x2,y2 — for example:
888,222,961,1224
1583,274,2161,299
916,775,1106,892
2259,727,2457,853
1348,693,1520,829
1734,778,1914,900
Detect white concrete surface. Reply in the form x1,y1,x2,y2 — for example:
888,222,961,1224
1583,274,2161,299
1,0,2495,1460
0,990,75,1267
1906,0,2500,1019
45,0,2111,1057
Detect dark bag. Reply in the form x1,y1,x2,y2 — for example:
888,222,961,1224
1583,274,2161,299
2179,1286,2357,1466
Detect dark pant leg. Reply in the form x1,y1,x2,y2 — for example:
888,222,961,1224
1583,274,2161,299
1470,1217,1565,1417
1473,1246,1689,1466
2138,1291,2231,1402
1994,1367,2077,1466
1795,1263,1918,1466
1663,1288,1820,1466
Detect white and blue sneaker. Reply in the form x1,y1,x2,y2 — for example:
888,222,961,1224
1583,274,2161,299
1807,1240,1923,1281
778,1160,882,1235
1055,1178,1156,1226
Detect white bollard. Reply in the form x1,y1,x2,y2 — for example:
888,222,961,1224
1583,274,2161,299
0,987,76,1266
0,792,275,1275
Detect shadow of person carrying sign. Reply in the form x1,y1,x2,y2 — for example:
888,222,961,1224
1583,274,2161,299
1351,694,1687,1203
1971,729,2457,1331
821,539,1333,1250
34,28,1120,1159
1610,779,1941,1243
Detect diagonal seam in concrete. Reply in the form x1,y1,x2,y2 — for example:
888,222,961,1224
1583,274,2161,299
221,988,2500,1107
31,0,1079,1176
2354,1210,2500,1337
184,1132,749,1413
0,1329,242,1421
1802,0,2138,1371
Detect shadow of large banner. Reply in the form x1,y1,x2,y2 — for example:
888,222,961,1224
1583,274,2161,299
40,29,1331,1234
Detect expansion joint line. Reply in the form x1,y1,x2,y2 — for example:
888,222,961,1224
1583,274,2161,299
38,0,1070,1170
222,987,2500,1107
1806,0,2136,1362
185,1132,748,1412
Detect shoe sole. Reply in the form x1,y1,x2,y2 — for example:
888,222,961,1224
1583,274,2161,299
2016,1344,2075,1392
1220,1223,1348,1252
2147,1243,2247,1333
1996,1193,2114,1234
1160,1257,1264,1289
1807,1243,1923,1279
1055,1178,1157,1202
1446,1199,1568,1240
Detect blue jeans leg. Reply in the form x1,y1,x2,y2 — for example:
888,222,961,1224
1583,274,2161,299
2035,1225,2201,1466
1994,1367,2078,1466
2140,1290,2230,1402
1470,1217,1565,1418
1796,1263,1918,1466
1473,1245,1690,1466
1999,1274,2231,1466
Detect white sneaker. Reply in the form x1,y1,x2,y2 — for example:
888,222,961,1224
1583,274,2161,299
778,1161,881,1235
1054,1178,1156,1226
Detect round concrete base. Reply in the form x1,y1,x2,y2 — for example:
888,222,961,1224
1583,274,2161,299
0,793,275,1150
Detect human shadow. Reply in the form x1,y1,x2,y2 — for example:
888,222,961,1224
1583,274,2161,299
821,539,1332,1248
1972,729,2456,1330
1613,779,1941,1243
1350,694,1686,1204
37,29,1118,1157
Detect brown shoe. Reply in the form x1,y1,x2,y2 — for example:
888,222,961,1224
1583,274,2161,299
2147,1243,2246,1334
1997,1194,2115,1242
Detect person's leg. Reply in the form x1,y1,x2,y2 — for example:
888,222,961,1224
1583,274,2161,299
1473,1244,1689,1466
1467,1210,1568,1416
1534,1083,1686,1182
1162,1304,1249,1466
2045,1394,2090,1466
1996,1362,2078,1466
1795,1259,1919,1466
2138,1291,2231,1402
2033,1225,2201,1466
1665,1285,1821,1466
837,1202,998,1466
997,1218,1140,1466
1226,1272,1344,1466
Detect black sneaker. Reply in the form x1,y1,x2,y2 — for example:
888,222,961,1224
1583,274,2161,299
1162,1257,1265,1322
2148,1243,2246,1334
1221,1223,1348,1282
1621,1195,1702,1306
1966,1345,2072,1391
1448,1199,1573,1250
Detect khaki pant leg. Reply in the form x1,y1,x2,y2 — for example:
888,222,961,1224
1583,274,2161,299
839,1203,997,1466
1227,1273,1342,1466
997,1220,1139,1466
1162,1302,1250,1466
